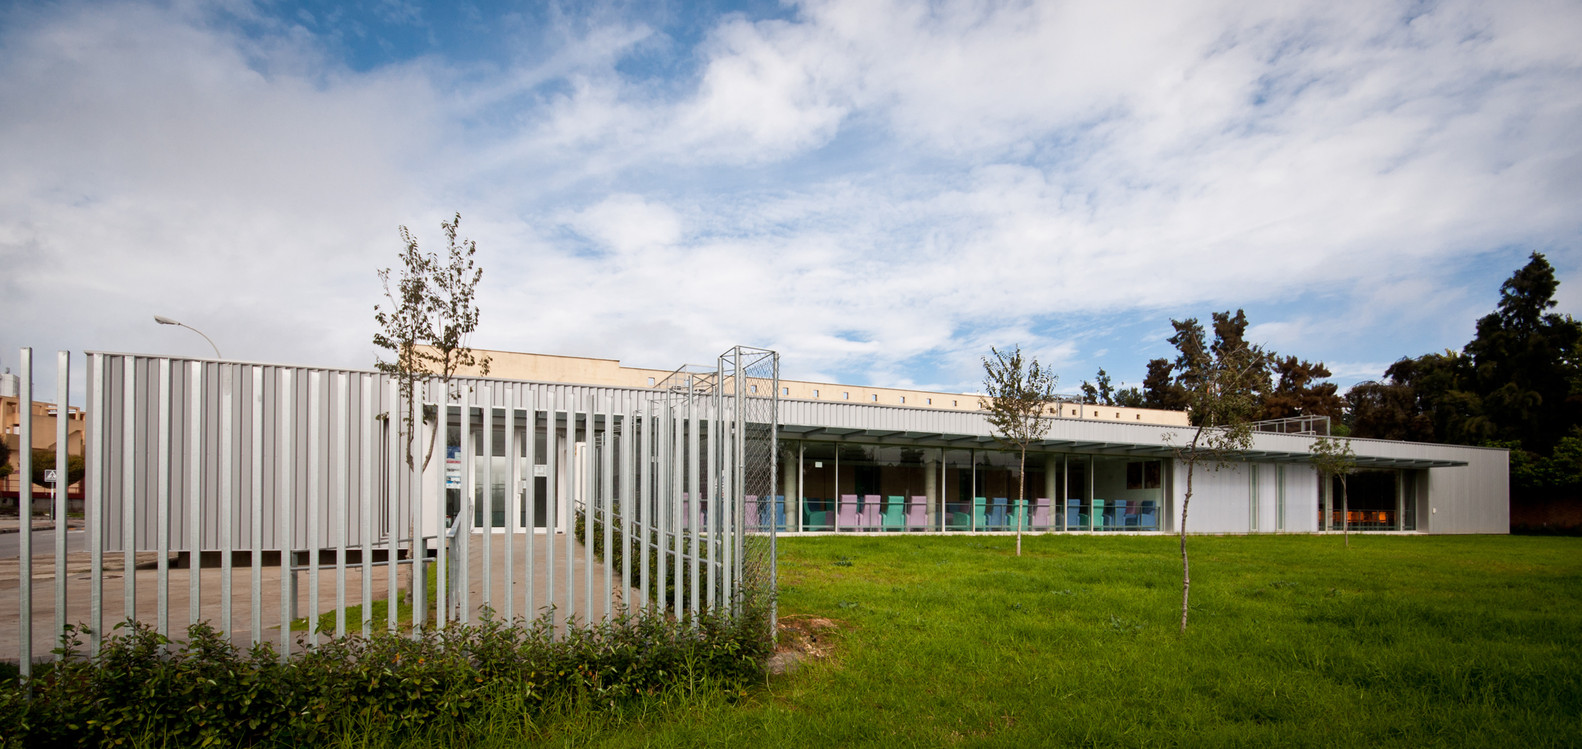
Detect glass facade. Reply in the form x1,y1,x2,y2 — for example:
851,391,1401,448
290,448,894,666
1327,469,1414,531
787,440,1167,533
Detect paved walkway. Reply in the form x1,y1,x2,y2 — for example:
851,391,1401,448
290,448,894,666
1,533,638,665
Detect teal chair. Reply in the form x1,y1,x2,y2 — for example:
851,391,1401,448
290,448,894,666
973,497,988,530
1092,499,1105,530
882,495,906,531
1010,498,1029,531
946,502,970,530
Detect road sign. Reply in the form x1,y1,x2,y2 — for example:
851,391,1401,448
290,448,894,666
44,469,58,484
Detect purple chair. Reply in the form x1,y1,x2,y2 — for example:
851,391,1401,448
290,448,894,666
861,495,882,530
1031,498,1051,529
906,496,928,530
837,494,860,532
744,495,758,530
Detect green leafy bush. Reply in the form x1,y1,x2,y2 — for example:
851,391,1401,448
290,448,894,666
1,605,768,748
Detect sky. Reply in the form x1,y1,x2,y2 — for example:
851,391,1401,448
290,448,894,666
3,0,1581,404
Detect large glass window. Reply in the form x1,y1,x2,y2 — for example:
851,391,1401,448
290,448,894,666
1066,456,1090,531
1092,457,1163,531
974,450,1019,530
1030,452,1063,531
801,442,836,530
836,444,880,530
941,449,974,531
1333,470,1401,530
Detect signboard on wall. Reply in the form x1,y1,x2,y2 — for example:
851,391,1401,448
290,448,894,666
445,445,462,488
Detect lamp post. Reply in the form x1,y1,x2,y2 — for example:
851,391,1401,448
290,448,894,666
153,315,222,359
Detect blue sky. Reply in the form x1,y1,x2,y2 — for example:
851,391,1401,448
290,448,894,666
3,0,1581,402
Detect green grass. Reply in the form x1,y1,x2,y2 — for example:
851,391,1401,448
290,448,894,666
450,534,1582,748
291,563,436,633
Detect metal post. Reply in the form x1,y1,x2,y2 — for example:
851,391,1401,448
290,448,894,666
123,357,137,624
53,351,69,650
252,368,265,644
504,388,516,622
483,386,495,621
584,404,594,622
769,351,780,637
544,396,557,634
278,369,294,661
18,348,33,676
156,359,170,639
386,381,399,633
220,364,234,637
333,373,347,638
602,396,614,622
638,403,650,613
306,372,321,642
620,406,634,616
360,375,373,638
88,354,104,655
524,391,536,623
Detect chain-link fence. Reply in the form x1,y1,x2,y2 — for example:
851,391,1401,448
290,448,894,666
717,346,779,635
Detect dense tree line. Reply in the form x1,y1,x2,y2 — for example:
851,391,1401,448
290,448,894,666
1074,252,1580,517
1346,253,1582,492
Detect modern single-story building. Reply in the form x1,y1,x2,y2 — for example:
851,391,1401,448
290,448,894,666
460,349,1510,536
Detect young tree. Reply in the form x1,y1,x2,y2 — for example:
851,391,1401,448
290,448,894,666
1309,435,1358,548
980,345,1060,557
373,212,491,473
1164,317,1264,633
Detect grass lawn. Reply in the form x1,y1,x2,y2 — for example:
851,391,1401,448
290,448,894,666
514,534,1580,748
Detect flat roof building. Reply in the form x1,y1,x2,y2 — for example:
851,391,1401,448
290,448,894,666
456,348,1509,536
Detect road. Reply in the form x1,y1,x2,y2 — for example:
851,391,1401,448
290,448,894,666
0,529,87,559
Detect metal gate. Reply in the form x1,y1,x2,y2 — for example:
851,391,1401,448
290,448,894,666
4,346,777,676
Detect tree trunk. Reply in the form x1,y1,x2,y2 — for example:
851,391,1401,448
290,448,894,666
1016,447,1026,557
421,403,439,473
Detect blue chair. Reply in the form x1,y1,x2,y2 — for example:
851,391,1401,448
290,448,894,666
1139,500,1157,531
1066,499,1082,531
988,497,1009,530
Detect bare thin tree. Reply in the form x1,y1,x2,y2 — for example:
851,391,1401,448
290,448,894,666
373,212,491,473
980,345,1060,557
1165,319,1264,633
1309,434,1358,548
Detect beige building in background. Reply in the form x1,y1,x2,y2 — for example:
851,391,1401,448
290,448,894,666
453,347,1191,427
1,390,86,502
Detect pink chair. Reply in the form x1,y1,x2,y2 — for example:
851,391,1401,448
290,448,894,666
836,495,860,531
744,495,758,530
1032,498,1051,529
861,495,882,530
906,496,928,530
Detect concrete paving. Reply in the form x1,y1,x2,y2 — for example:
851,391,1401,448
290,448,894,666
1,532,639,665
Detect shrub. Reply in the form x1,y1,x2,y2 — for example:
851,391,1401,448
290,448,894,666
1,606,768,748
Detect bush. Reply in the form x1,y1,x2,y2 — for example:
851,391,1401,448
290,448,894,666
1,606,769,748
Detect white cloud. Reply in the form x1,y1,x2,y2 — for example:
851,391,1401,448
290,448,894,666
2,0,1580,400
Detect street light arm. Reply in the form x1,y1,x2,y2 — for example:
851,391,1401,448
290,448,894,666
153,315,222,359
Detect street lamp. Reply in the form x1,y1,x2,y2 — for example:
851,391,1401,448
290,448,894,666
153,315,222,359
